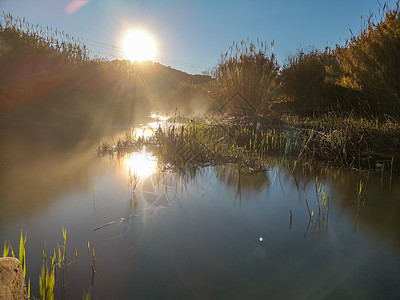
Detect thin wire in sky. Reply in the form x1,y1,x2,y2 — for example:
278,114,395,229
0,14,208,73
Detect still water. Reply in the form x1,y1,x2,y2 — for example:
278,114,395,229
0,123,400,299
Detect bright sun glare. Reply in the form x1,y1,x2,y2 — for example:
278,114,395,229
125,151,157,178
123,30,156,62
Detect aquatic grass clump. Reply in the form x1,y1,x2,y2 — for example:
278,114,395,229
38,228,94,299
145,115,301,173
304,178,330,236
291,113,400,171
39,242,55,300
3,229,94,300
96,135,144,155
97,115,299,173
39,227,76,300
98,113,400,173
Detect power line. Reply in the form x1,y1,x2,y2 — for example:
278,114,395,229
1,15,209,72
70,32,208,70
81,38,207,71
89,47,206,73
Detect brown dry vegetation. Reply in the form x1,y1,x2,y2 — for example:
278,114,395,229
0,13,211,129
213,1,400,118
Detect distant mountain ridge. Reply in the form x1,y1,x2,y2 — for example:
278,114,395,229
112,59,212,91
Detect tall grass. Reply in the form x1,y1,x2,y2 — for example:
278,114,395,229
264,1,400,117
214,39,279,114
335,1,400,116
0,12,90,64
39,241,55,300
3,229,93,300
0,12,150,126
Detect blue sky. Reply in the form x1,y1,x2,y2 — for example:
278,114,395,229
0,0,388,74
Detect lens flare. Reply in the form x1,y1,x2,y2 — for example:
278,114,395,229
65,0,89,15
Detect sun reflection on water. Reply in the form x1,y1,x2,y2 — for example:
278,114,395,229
132,114,169,139
150,113,169,121
132,126,155,139
125,151,157,178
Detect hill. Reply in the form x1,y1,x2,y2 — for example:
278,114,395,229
0,12,215,131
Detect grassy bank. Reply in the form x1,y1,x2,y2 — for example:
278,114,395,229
97,113,400,173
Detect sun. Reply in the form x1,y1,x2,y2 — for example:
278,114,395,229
123,30,156,62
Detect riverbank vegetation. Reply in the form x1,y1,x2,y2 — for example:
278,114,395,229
0,12,212,130
2,1,400,171
212,1,400,117
97,113,400,173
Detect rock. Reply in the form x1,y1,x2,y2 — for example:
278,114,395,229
0,257,28,300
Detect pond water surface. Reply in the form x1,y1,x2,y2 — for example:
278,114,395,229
0,120,400,299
